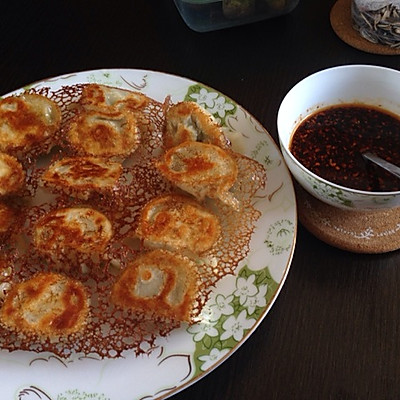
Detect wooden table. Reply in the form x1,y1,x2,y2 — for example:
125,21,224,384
2,1,400,399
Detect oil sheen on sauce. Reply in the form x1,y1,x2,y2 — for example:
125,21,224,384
289,104,400,192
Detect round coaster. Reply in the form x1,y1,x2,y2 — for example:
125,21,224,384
296,186,400,254
330,0,400,55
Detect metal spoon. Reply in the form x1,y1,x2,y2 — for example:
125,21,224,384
362,152,400,179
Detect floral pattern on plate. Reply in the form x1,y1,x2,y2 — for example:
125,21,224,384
189,264,279,375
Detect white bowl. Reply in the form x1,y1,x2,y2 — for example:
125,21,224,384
277,64,400,210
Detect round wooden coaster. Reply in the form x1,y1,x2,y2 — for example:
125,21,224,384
330,0,400,55
296,186,400,254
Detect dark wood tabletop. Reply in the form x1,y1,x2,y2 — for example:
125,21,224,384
2,1,400,399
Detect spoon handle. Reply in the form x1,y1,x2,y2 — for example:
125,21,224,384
362,152,400,179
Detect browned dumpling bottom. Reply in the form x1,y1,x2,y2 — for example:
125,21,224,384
164,101,228,149
136,194,221,254
0,152,25,196
80,83,150,111
0,93,61,154
33,207,113,255
66,108,140,158
0,271,89,337
111,249,198,323
156,141,239,209
41,156,122,198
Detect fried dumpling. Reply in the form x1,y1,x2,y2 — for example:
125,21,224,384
41,156,122,198
156,141,239,209
79,83,149,112
0,202,15,235
111,249,198,322
66,109,140,158
0,93,61,154
0,153,25,196
164,101,228,149
0,272,89,337
136,194,221,254
33,207,113,255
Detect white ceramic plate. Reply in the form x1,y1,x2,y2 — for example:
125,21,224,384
0,69,296,400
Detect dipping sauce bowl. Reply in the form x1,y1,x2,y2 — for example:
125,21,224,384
277,64,400,210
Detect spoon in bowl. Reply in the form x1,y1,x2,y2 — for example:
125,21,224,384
362,152,400,180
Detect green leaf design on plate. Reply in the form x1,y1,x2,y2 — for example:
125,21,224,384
23,84,35,91
189,264,278,375
56,389,110,400
264,218,295,255
184,84,236,126
86,73,124,88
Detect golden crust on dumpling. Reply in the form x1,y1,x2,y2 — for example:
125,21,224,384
0,202,14,234
0,272,89,337
33,207,113,255
111,249,198,322
136,194,220,254
41,156,122,197
79,83,149,112
156,142,239,209
0,93,61,154
164,101,228,149
0,153,25,196
66,109,140,158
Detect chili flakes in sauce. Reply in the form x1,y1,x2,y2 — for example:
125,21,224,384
289,104,400,192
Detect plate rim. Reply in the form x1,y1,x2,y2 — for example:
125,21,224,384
1,67,297,400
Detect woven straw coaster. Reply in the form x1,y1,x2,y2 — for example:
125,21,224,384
330,0,400,55
296,185,400,254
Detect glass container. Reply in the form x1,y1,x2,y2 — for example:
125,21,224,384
174,0,299,32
